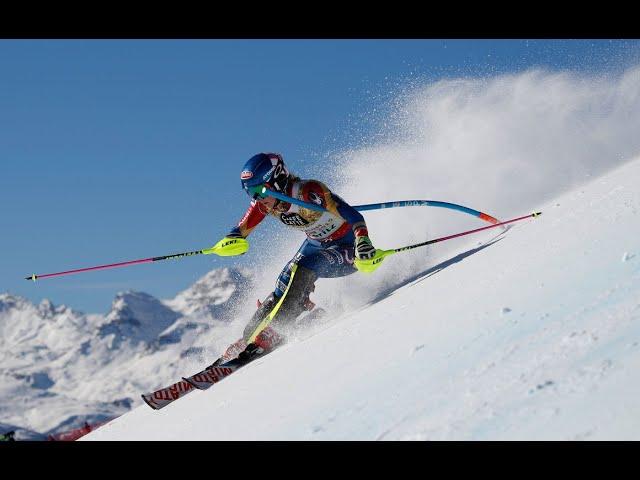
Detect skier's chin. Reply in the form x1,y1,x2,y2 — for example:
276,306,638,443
258,197,277,210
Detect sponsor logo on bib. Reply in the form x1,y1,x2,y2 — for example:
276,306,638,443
280,213,309,227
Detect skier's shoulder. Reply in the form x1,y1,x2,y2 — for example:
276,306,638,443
294,178,335,207
295,177,332,196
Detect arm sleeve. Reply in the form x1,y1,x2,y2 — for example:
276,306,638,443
228,200,268,238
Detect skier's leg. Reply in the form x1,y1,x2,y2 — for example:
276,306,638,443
303,230,358,279
216,286,286,364
242,292,280,342
287,234,358,330
263,235,359,333
241,263,318,342
269,263,318,328
262,234,359,331
241,239,319,340
237,236,356,362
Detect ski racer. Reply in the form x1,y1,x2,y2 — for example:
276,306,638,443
211,152,386,363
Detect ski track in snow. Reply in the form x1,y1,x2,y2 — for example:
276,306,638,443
83,155,640,441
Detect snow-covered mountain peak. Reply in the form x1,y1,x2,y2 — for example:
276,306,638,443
0,294,42,342
0,292,33,313
100,290,180,345
1,265,259,437
36,298,74,319
164,267,253,318
37,298,56,318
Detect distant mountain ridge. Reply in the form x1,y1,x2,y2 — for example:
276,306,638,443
0,267,253,439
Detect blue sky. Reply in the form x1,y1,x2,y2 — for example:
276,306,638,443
2,39,639,313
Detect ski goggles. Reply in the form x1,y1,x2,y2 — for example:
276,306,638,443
245,184,269,200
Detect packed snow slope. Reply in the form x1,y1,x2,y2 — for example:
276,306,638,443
86,154,640,441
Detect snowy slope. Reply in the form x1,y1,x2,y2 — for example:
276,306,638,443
0,267,253,438
84,155,640,441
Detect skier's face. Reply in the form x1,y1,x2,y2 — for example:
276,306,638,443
257,195,277,210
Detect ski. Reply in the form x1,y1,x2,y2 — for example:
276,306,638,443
141,378,198,410
141,347,269,409
141,351,229,410
142,305,325,410
182,360,243,390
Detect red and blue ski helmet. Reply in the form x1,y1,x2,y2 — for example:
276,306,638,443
241,153,290,198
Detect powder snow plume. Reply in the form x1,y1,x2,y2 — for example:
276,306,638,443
295,66,640,311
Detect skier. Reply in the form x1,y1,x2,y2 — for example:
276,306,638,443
211,152,386,363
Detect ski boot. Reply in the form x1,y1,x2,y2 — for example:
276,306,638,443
237,326,283,364
212,338,248,366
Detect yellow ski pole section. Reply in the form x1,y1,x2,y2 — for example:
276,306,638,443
353,249,396,273
203,237,249,256
246,263,299,343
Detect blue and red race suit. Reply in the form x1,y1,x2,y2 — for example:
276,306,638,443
228,178,368,297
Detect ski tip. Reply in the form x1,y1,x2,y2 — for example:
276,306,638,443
141,394,159,410
479,212,500,224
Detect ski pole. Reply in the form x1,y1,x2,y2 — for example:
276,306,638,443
254,186,500,225
24,244,231,282
354,200,499,224
364,211,542,266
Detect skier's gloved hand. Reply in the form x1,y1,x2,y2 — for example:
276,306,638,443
355,235,376,260
354,232,387,273
207,235,249,256
354,249,387,273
